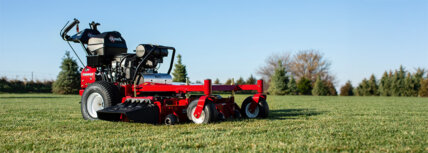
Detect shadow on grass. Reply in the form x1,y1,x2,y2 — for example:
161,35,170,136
268,108,325,120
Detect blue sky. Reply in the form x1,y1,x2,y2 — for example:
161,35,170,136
0,0,427,87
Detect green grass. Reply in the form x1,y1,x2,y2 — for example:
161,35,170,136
0,94,427,152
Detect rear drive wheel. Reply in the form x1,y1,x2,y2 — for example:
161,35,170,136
240,97,269,118
187,99,217,124
81,81,120,120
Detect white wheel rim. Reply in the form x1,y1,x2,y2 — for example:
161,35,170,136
245,103,259,118
87,92,104,118
191,107,206,124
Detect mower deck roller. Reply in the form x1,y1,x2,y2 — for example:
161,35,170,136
60,18,269,125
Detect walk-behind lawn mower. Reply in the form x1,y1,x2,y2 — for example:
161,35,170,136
60,19,269,125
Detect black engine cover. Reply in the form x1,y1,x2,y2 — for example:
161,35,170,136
87,31,127,57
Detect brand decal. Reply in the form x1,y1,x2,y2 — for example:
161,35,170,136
87,33,96,37
109,35,122,42
82,73,94,76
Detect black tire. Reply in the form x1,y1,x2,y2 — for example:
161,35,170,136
164,114,178,125
240,96,269,118
81,81,121,120
258,100,269,118
187,99,217,124
233,109,242,119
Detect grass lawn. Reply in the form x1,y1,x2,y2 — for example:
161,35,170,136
0,93,427,152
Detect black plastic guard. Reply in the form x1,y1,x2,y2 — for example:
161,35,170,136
97,102,159,124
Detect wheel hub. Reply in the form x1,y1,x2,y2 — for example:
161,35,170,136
86,93,104,118
191,107,205,124
245,103,259,118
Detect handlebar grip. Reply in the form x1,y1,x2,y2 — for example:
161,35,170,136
61,18,80,40
90,21,100,31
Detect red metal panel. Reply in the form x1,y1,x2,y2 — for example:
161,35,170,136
80,66,96,89
79,89,84,96
121,85,133,97
237,85,258,90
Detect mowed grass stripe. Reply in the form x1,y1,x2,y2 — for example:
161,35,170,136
0,94,427,152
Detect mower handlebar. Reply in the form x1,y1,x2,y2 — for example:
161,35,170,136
60,18,80,41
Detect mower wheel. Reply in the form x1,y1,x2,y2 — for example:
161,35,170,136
81,81,121,120
233,109,242,119
164,114,178,125
187,99,217,124
240,97,269,119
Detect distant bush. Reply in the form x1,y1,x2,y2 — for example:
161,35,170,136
419,78,428,97
297,77,312,95
340,81,354,96
312,76,329,96
0,77,53,93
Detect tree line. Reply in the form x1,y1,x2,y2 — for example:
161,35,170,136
0,77,53,93
340,66,428,97
0,52,79,94
256,50,337,96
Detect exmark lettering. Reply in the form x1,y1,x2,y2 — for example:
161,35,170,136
109,36,122,42
82,73,94,76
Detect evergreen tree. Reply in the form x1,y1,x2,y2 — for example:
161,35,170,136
246,74,257,84
391,66,406,96
354,85,362,96
172,54,188,82
390,71,399,96
340,80,354,96
325,80,337,96
413,68,426,97
379,71,390,96
312,75,329,96
403,73,414,96
224,78,232,85
287,76,298,95
419,77,428,97
236,77,245,85
52,51,81,94
361,79,370,96
368,74,379,96
214,78,220,84
297,77,312,95
267,61,289,95
355,78,370,96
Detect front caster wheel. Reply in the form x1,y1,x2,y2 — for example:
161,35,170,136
187,99,217,124
164,114,178,125
240,97,269,118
